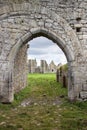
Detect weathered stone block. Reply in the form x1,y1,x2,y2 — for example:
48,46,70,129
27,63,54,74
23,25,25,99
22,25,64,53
82,84,87,91
80,91,87,99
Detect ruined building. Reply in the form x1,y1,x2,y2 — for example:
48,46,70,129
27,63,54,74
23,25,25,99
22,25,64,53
40,60,49,73
28,59,57,73
28,59,37,73
0,0,87,102
49,60,57,73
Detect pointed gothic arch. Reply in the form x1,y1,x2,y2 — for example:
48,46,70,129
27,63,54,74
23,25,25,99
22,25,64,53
8,27,76,102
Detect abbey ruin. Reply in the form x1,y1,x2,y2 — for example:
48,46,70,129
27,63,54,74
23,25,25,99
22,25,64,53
28,59,57,73
0,0,87,102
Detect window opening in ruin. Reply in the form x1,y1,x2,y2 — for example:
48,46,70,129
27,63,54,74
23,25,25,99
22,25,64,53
76,27,81,32
52,69,54,72
76,17,81,22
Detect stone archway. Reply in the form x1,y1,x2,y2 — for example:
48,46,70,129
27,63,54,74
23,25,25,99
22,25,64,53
8,28,79,102
0,1,86,102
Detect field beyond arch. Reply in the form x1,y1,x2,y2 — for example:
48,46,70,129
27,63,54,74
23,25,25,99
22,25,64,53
0,73,87,130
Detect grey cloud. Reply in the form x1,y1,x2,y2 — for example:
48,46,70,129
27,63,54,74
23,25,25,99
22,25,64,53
29,37,54,48
27,37,67,65
28,49,45,55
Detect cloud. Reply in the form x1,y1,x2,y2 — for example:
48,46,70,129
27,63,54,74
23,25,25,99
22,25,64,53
27,36,67,66
29,37,54,48
28,48,45,55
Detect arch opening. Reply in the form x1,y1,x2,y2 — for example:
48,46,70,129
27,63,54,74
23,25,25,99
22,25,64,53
28,36,67,71
9,29,74,64
8,28,75,103
27,36,68,93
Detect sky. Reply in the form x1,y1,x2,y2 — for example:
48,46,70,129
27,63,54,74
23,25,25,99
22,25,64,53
27,36,67,66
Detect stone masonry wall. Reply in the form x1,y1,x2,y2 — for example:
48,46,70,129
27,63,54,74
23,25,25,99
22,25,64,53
13,44,28,93
0,0,87,102
56,66,68,88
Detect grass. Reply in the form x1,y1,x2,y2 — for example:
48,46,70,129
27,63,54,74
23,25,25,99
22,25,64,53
0,73,87,130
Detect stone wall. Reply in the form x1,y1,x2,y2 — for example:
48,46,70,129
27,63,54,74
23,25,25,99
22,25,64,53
49,61,57,73
0,0,87,102
40,60,49,73
56,65,68,88
28,59,57,73
13,44,28,93
28,59,37,73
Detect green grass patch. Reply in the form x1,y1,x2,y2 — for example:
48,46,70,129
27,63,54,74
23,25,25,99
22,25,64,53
0,73,87,130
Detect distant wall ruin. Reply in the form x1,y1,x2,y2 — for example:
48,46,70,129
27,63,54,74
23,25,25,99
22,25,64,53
28,59,57,73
